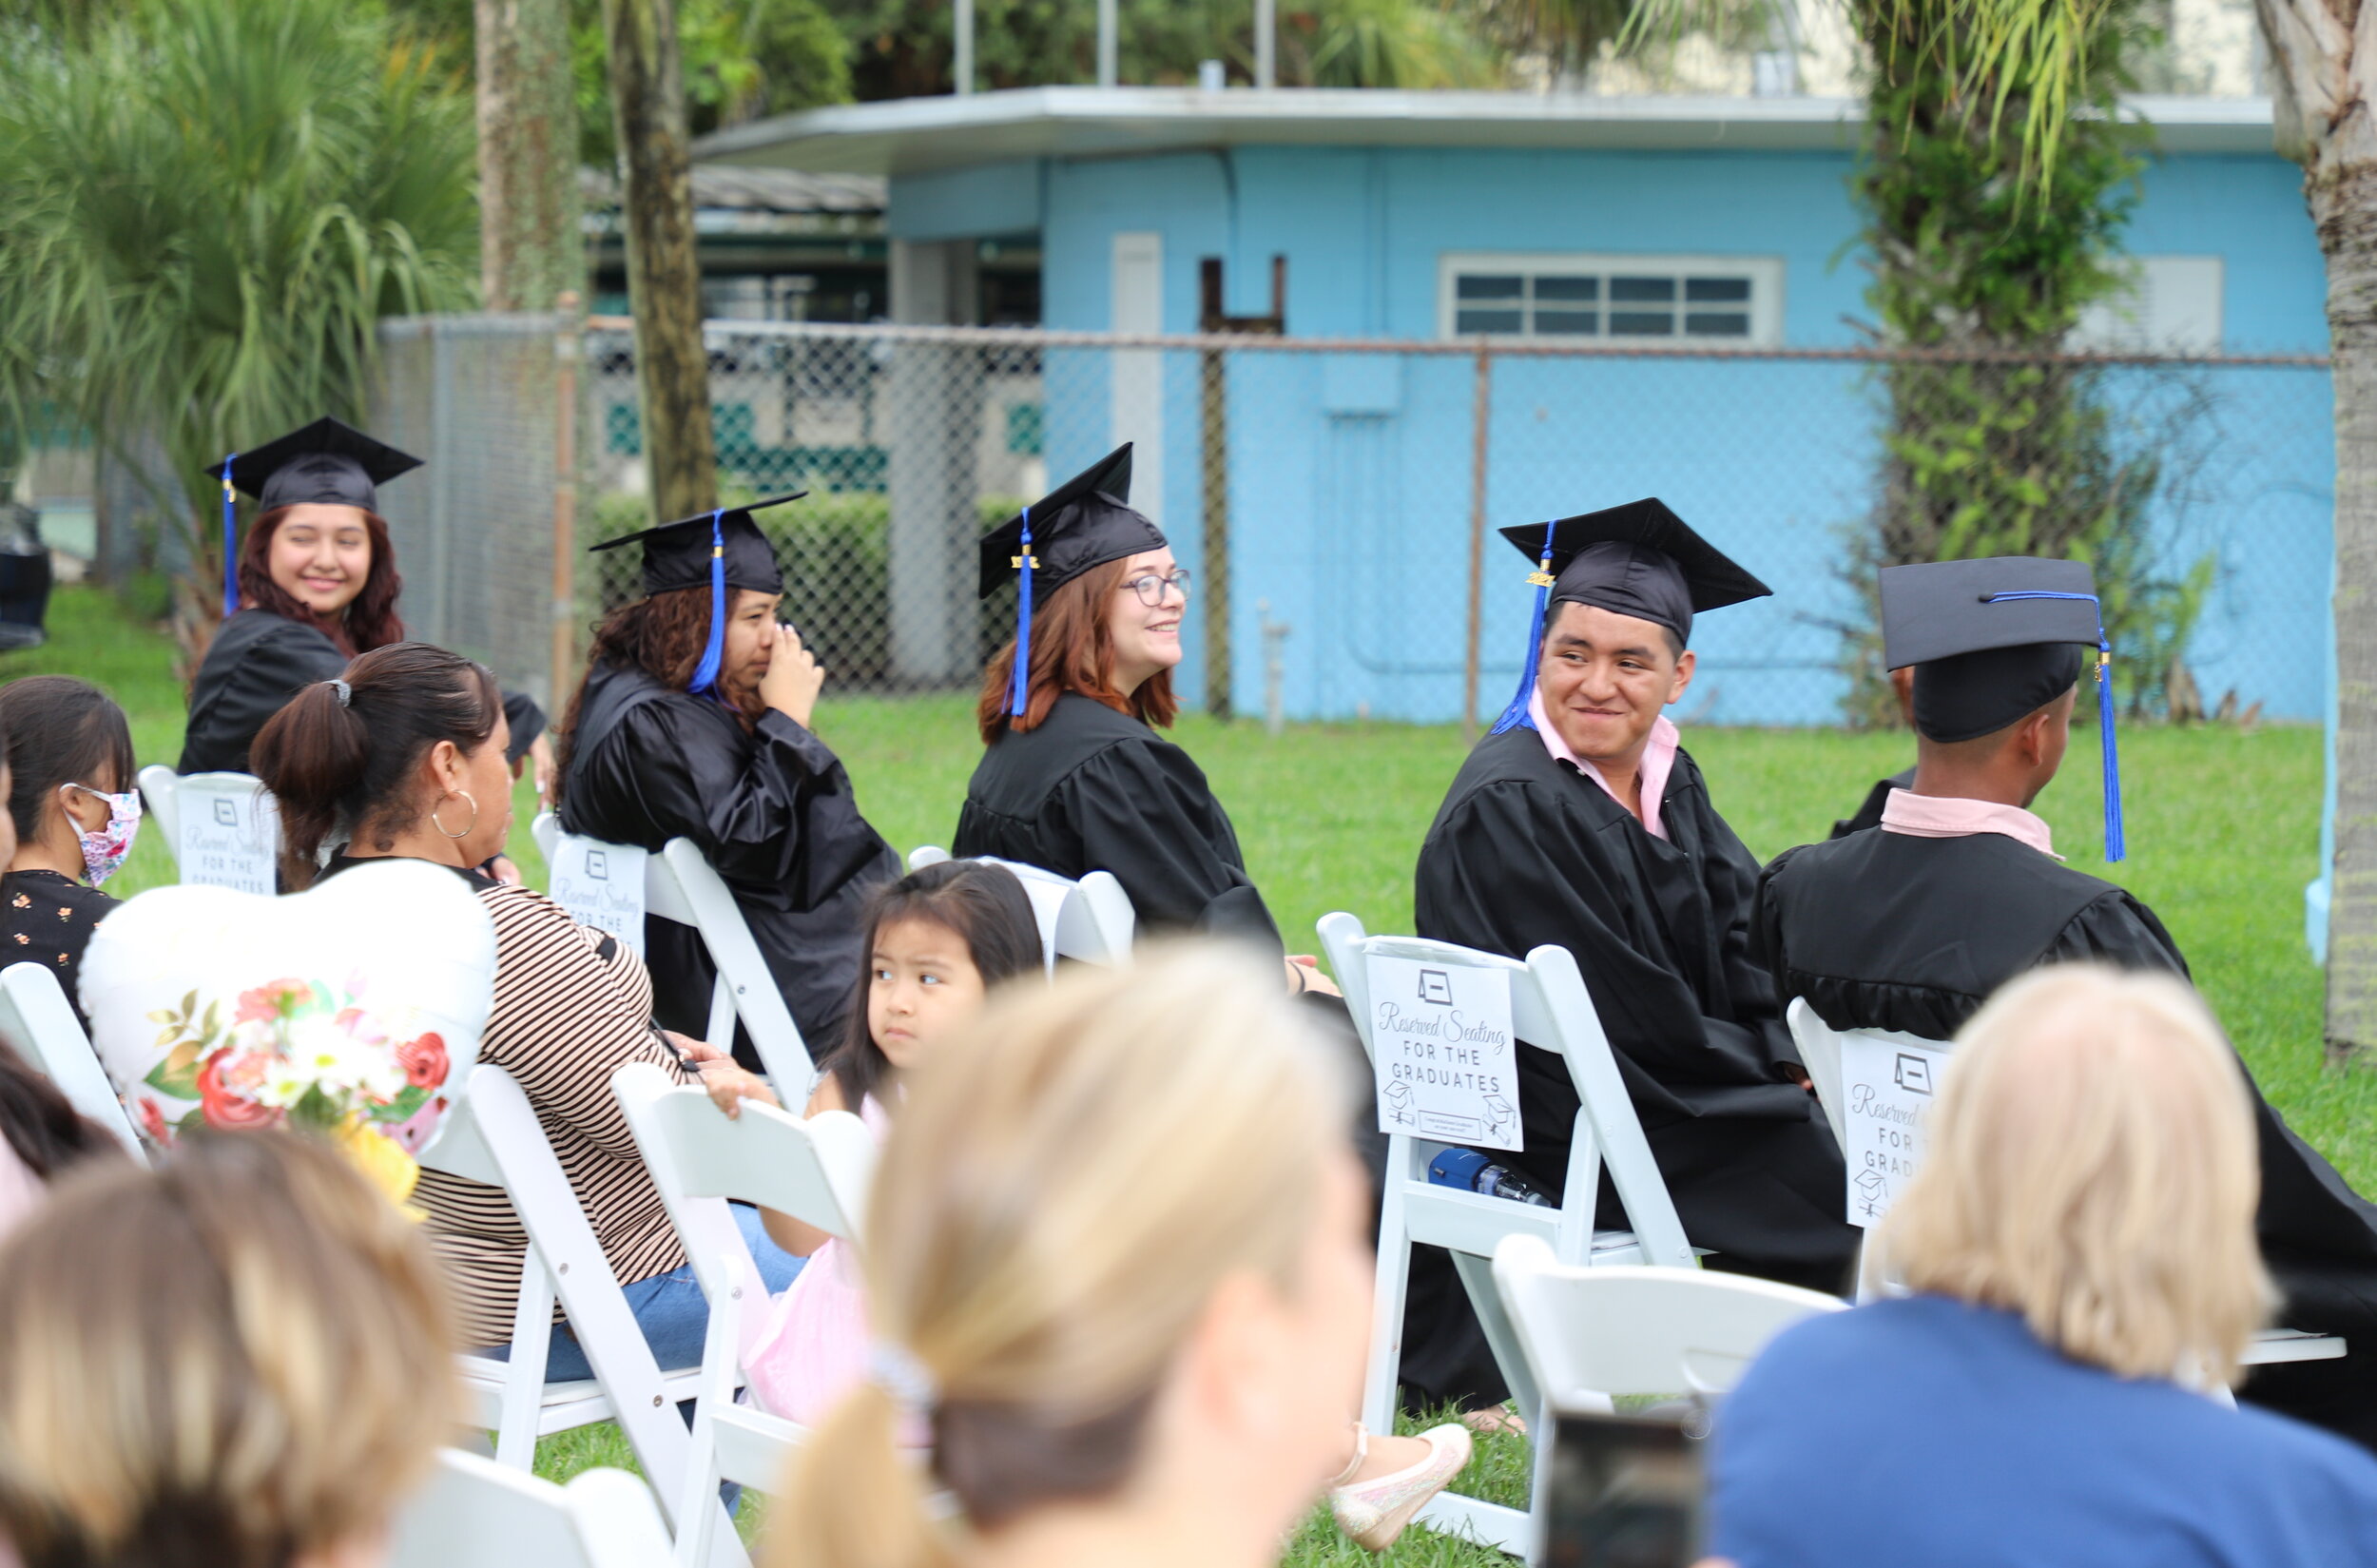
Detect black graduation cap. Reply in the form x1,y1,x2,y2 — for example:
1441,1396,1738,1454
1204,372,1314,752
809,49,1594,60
588,494,803,695
976,445,1166,717
1879,555,2124,861
204,417,422,617
1487,498,1769,735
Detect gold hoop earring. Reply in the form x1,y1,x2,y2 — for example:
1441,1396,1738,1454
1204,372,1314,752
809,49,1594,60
432,790,479,840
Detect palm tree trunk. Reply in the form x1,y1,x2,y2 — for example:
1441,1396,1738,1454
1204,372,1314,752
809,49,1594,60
600,0,715,521
475,0,582,312
2314,160,2377,1058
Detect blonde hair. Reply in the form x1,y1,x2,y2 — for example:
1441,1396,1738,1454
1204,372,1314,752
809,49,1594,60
0,1131,458,1568
775,945,1352,1568
1872,964,2272,1386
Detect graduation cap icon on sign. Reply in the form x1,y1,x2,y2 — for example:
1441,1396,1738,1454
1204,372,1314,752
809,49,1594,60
212,800,238,828
1895,1054,1935,1095
586,850,610,882
1418,970,1455,1006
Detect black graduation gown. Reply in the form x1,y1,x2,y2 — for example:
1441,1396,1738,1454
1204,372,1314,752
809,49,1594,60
179,609,546,775
557,660,899,1062
1401,726,1858,1404
1830,766,1914,839
1758,824,2377,1451
954,693,1283,953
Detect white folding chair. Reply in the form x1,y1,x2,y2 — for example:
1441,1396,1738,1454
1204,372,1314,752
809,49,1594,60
389,1448,675,1568
1319,912,1696,1556
1491,1234,1844,1565
418,1064,743,1568
532,813,814,1092
0,962,146,1161
137,764,278,891
612,1061,877,1568
1785,997,2345,1368
897,848,1133,971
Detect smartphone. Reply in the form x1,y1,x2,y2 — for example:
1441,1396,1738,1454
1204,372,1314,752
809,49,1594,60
1539,1408,1705,1568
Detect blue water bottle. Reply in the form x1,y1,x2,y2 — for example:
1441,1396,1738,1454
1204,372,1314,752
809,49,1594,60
1428,1148,1556,1208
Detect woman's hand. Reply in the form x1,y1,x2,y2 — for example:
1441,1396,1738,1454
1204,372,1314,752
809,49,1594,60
488,855,524,887
697,1057,781,1120
524,734,557,802
1285,955,1343,998
758,624,825,729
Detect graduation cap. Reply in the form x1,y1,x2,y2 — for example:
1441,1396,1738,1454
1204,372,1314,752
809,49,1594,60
976,444,1166,717
1880,555,2124,861
203,417,422,618
1486,498,1770,736
589,494,803,695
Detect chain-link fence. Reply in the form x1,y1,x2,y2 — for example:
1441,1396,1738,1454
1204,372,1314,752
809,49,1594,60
372,313,2335,728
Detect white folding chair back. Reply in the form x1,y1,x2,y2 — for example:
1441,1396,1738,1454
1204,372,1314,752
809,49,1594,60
390,1449,675,1568
971,857,1134,970
418,1065,744,1568
661,839,814,1088
1319,912,1693,1557
906,844,950,870
614,1062,877,1567
139,765,277,891
1491,1234,1843,1564
532,814,813,1092
0,962,145,1161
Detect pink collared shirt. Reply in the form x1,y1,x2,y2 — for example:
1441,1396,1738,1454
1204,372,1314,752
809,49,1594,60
1529,686,1678,841
1879,788,2061,860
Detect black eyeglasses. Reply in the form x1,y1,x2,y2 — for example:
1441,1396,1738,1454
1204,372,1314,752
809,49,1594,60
1122,568,1192,607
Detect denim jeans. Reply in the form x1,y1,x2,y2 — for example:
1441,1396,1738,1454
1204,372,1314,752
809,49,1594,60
482,1202,806,1381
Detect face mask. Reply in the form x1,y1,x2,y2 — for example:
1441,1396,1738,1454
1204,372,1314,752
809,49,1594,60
65,784,142,886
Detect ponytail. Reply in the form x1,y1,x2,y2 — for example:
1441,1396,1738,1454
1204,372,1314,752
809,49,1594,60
774,1384,950,1568
251,643,500,888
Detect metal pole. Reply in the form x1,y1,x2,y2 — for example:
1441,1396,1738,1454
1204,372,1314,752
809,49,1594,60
1461,344,1491,743
1097,0,1117,86
550,291,583,734
1255,0,1276,87
955,0,974,93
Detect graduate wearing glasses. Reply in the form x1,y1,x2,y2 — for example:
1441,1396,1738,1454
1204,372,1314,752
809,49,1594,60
956,447,1322,991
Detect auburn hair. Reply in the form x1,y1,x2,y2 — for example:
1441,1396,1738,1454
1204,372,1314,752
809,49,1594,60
552,586,770,803
236,505,406,655
975,557,1179,745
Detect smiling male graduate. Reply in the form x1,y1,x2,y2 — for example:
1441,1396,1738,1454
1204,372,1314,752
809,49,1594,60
1400,499,1857,1409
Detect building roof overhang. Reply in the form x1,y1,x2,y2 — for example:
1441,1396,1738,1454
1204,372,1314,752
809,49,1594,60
693,86,2279,177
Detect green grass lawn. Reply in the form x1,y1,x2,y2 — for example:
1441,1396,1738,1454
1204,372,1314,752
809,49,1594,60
20,586,2361,1565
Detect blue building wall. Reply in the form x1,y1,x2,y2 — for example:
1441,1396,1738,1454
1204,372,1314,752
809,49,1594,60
897,139,2333,726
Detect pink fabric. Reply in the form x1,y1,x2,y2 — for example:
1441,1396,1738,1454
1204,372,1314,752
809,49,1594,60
1530,686,1679,842
1880,788,2061,860
0,1140,42,1250
744,1097,924,1442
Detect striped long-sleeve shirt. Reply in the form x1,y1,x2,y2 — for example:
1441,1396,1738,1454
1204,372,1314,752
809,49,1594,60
415,880,698,1348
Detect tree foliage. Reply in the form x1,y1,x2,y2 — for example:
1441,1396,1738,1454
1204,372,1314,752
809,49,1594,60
0,0,476,641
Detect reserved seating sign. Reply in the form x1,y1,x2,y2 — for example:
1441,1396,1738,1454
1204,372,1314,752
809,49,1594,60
547,834,648,957
1362,954,1521,1152
178,781,279,897
1837,1033,1950,1227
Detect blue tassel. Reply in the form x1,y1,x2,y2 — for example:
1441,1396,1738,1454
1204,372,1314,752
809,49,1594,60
220,454,238,619
1488,524,1558,735
1007,506,1034,719
1982,590,2124,862
688,511,726,695
2097,641,2124,862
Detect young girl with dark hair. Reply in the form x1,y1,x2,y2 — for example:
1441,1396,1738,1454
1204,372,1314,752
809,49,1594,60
0,677,139,1029
556,501,899,1062
0,1036,126,1246
252,641,802,1376
698,859,1046,1429
180,417,550,798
